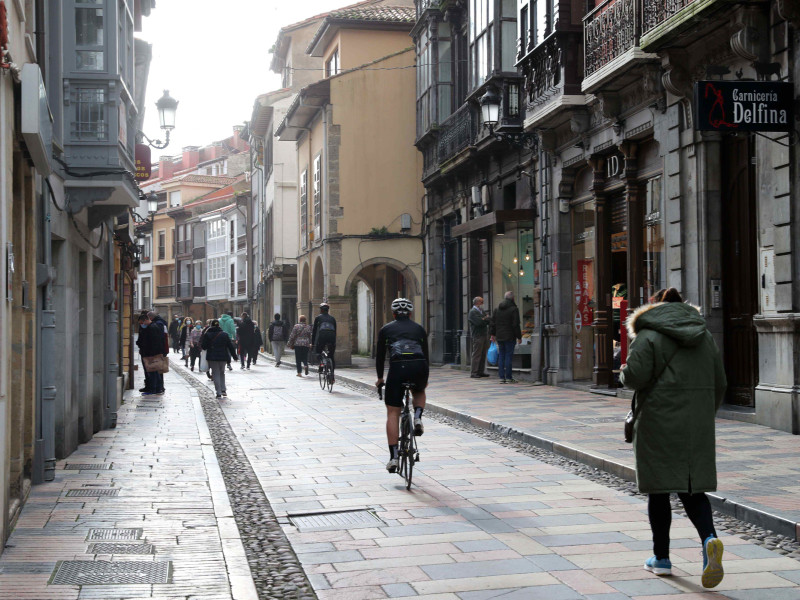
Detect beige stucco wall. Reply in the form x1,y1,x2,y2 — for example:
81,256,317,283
337,29,413,72
297,115,326,245
332,48,423,236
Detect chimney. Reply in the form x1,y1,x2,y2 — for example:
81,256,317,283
182,145,200,170
232,125,246,150
158,155,176,180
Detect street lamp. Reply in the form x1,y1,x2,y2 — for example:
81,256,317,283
138,90,179,149
479,87,538,151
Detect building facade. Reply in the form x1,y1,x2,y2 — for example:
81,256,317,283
277,1,424,366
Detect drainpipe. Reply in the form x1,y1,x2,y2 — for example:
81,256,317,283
104,218,118,429
537,144,549,383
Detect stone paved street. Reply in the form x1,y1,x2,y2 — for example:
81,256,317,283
1,354,799,599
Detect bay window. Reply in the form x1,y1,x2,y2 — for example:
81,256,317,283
76,0,105,71
470,0,493,88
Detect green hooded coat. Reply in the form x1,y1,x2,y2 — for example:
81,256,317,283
219,314,237,341
620,301,726,494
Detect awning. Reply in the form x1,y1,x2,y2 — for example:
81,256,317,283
451,209,534,238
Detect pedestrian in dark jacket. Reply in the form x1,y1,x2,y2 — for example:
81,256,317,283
236,312,256,369
251,322,263,365
268,313,289,367
148,311,170,356
620,287,727,588
201,320,238,398
490,291,521,383
136,314,166,394
169,317,181,353
467,297,491,378
179,317,193,363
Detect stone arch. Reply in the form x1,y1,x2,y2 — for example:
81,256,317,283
312,257,325,301
343,257,420,299
300,261,311,305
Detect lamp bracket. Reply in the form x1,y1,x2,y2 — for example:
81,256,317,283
138,128,171,150
487,125,539,152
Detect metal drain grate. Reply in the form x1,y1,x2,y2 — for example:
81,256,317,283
66,488,119,497
88,543,154,555
87,528,142,541
289,509,384,531
64,463,112,470
49,560,172,585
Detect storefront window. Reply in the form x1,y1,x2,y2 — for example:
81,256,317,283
643,176,664,302
491,225,535,367
572,201,595,379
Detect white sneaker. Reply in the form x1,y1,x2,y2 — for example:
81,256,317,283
414,416,424,436
386,458,398,473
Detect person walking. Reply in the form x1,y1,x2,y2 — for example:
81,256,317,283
252,321,263,365
467,296,491,378
620,287,727,589
187,321,203,371
169,316,181,354
490,291,521,383
268,313,289,367
147,311,169,392
201,318,238,399
219,311,237,371
179,317,193,363
136,313,166,395
236,312,256,370
287,315,313,377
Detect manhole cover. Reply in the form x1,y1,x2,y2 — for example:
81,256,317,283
64,463,112,470
49,560,172,585
88,543,154,555
66,489,119,497
87,528,142,541
289,509,384,531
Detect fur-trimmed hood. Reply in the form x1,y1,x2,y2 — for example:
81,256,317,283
626,301,707,346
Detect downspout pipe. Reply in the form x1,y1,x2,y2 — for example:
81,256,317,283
104,218,118,429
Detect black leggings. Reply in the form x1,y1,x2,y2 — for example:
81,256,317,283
648,492,717,559
295,346,309,373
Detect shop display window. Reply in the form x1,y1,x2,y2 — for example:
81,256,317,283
643,176,664,303
572,201,596,379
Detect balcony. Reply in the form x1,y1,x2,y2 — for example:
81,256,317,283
176,240,191,256
520,31,584,129
435,103,477,169
641,0,727,51
582,0,657,93
193,285,206,298
156,285,175,299
192,245,205,259
177,282,192,300
237,235,246,251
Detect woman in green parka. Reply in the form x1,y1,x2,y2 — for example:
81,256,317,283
620,287,727,588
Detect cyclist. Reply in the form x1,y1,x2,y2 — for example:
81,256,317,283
375,298,429,473
312,301,337,381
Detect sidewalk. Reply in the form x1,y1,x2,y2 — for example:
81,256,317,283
268,350,800,542
0,368,258,600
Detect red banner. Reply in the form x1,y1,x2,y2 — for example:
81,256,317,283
577,259,594,326
135,144,152,180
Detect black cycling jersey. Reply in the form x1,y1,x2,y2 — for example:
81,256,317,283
312,313,337,346
376,316,429,380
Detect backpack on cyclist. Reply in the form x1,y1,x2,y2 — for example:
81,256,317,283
389,339,425,360
319,321,335,331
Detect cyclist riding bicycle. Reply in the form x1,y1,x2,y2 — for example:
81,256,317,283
312,301,337,381
375,298,429,473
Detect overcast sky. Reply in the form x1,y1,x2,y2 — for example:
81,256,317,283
138,0,345,157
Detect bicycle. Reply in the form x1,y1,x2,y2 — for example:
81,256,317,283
378,382,419,490
318,346,334,393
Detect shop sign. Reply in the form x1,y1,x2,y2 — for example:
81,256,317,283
577,259,594,326
575,340,583,362
135,144,152,180
694,81,794,132
552,262,558,277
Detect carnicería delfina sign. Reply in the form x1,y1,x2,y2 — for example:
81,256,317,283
694,81,793,132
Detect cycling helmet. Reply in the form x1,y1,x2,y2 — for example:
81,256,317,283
391,297,414,314
319,301,329,309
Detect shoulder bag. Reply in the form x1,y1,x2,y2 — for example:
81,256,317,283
624,346,679,443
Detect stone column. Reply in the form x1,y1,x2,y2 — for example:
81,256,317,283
589,156,613,387
620,141,642,309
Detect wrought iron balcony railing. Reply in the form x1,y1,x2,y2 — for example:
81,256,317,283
584,0,639,78
177,282,192,299
176,240,190,256
642,0,698,35
156,285,174,299
436,103,476,165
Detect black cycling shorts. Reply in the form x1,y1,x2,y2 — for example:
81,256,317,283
384,359,429,407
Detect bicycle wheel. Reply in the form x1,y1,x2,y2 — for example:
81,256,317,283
326,361,334,393
318,361,326,389
400,412,415,490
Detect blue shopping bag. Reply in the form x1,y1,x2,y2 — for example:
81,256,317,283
487,340,499,366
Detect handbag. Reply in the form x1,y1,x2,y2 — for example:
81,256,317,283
143,354,169,374
623,345,679,443
487,340,499,366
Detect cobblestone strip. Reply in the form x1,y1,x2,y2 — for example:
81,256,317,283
174,363,317,600
429,411,800,560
